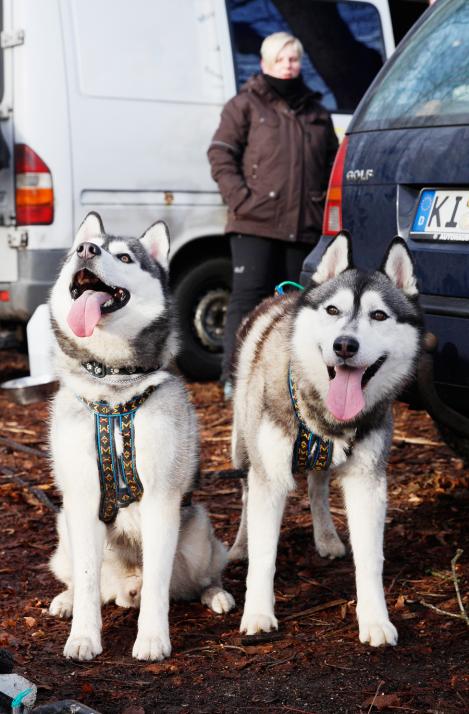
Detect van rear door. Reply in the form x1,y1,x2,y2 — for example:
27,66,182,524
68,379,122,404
0,0,18,284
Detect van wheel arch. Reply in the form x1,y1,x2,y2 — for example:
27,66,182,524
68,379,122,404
170,238,232,381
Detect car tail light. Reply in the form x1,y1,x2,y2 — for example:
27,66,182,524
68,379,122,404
0,290,10,301
323,136,349,236
15,144,54,225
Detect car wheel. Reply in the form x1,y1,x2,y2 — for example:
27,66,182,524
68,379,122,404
173,256,232,381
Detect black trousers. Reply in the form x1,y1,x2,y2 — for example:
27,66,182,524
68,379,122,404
222,233,313,381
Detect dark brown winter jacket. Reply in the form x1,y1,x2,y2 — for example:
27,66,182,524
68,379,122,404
207,74,338,244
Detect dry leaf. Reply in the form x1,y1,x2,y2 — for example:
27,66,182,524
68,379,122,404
361,693,401,710
244,643,274,655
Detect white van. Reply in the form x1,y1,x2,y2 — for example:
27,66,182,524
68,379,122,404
0,0,423,378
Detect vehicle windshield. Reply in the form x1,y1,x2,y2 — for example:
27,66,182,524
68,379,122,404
352,0,469,131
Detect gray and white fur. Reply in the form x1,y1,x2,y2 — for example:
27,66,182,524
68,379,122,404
48,212,234,662
230,232,422,646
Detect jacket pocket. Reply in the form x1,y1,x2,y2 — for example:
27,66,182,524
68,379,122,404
234,188,279,223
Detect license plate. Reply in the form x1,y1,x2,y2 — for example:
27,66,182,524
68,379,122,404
410,189,469,242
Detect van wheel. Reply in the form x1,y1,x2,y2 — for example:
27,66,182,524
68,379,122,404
174,257,232,381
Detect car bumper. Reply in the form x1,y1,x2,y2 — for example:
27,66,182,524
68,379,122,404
0,248,67,321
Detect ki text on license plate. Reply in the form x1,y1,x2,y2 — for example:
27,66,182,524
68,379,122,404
411,189,469,242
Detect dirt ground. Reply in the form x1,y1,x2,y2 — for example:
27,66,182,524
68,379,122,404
0,349,468,714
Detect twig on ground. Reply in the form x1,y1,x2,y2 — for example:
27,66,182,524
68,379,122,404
387,567,405,594
0,466,59,513
178,643,246,657
392,433,443,447
282,598,347,622
323,660,353,670
265,652,297,669
0,435,49,458
367,680,385,714
451,549,468,624
420,549,468,625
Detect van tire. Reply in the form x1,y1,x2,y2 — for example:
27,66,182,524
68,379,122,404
174,256,232,381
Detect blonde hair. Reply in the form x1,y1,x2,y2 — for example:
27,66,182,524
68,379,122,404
260,32,303,67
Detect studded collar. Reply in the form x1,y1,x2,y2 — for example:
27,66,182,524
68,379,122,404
82,360,159,379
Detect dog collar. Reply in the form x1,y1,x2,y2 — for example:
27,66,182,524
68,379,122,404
82,360,159,379
288,366,334,472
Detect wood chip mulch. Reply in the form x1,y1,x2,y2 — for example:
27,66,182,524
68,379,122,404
0,350,468,713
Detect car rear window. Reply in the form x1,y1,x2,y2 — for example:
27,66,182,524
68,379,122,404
227,0,385,114
352,0,469,131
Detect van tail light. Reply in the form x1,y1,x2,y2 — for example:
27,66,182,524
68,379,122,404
15,144,54,225
323,136,349,236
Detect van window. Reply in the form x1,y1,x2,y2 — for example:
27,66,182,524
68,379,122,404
70,0,224,104
352,0,469,130
227,0,385,114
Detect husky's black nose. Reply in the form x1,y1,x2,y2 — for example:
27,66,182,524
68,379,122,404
333,335,359,359
76,242,101,260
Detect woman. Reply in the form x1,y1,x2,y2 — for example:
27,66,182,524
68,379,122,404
208,32,338,397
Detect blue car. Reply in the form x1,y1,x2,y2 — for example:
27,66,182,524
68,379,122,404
302,0,469,456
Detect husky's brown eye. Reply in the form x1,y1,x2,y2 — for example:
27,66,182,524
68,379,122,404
371,310,388,321
326,305,340,316
117,253,133,263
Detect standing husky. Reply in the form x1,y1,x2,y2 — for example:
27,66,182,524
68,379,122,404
48,212,234,662
230,232,422,646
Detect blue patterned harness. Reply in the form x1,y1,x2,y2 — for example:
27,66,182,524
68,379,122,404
80,387,156,523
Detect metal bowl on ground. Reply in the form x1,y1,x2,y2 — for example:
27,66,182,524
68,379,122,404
0,374,58,405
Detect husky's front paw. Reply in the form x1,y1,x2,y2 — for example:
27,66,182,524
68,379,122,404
49,591,73,619
314,531,347,559
359,619,398,647
64,634,102,660
132,632,171,661
240,611,278,635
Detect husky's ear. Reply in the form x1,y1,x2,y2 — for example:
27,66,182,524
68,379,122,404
73,212,105,246
312,231,352,285
381,238,418,296
139,221,170,269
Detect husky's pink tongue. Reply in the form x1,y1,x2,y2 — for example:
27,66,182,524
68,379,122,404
326,365,366,421
67,289,110,337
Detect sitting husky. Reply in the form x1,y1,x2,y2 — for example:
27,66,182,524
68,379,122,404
48,212,234,661
230,232,422,647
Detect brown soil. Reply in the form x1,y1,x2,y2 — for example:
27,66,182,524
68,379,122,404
0,349,468,713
